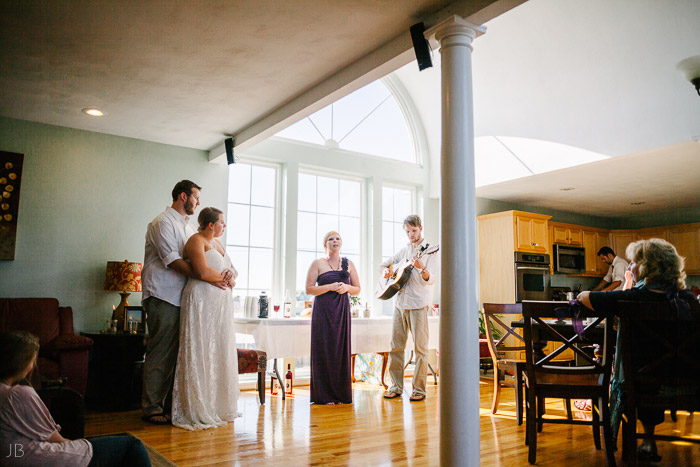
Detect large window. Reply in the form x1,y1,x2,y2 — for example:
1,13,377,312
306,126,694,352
382,186,414,261
276,80,415,162
381,185,414,315
296,172,362,295
226,162,278,310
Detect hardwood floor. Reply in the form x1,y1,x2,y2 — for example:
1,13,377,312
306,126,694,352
85,378,699,466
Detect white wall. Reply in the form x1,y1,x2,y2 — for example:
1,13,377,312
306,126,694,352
0,117,228,331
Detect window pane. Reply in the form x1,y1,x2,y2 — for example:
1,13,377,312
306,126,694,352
382,187,393,221
297,211,317,251
317,177,339,215
297,251,318,292
339,180,361,217
339,216,360,255
298,173,317,212
307,106,332,141
394,189,412,221
227,203,250,246
346,254,361,282
317,214,339,251
248,248,273,290
394,223,406,250
251,166,276,207
382,221,394,257
228,164,251,204
250,206,274,248
276,118,324,145
227,246,249,290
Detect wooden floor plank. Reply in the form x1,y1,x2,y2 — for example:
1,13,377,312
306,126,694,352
85,378,699,465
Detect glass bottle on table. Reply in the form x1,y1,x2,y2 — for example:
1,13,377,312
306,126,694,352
283,291,292,318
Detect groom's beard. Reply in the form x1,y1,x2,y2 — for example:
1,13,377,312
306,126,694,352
185,198,196,215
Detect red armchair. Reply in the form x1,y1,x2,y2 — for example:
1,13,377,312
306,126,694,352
0,298,93,396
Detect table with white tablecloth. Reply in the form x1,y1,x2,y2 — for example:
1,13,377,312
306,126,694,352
235,316,440,397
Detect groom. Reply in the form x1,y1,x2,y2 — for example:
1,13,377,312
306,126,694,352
141,180,231,424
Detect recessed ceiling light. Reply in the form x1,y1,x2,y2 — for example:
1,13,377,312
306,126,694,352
559,187,575,191
630,201,646,205
82,108,104,117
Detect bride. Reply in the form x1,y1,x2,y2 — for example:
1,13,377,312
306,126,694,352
172,207,241,430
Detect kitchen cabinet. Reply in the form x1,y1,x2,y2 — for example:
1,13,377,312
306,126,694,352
477,210,552,305
582,230,599,274
515,214,549,253
609,230,635,259
635,227,669,241
669,223,700,274
551,222,583,246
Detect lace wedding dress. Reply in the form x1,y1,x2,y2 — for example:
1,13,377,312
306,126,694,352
172,248,240,430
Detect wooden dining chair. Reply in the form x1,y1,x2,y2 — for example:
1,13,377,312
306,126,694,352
617,300,700,464
483,303,527,425
521,300,616,466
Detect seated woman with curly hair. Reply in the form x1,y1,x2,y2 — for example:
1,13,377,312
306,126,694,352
0,331,151,466
578,238,699,462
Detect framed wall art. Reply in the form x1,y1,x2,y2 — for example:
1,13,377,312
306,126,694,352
0,151,24,260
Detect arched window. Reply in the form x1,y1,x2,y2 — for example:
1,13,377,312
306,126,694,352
276,80,415,162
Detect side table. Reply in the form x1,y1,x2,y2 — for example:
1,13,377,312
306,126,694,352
81,332,146,412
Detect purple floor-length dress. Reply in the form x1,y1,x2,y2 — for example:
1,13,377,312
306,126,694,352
310,257,352,404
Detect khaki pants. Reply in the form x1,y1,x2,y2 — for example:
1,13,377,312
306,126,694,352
387,306,429,396
142,297,181,416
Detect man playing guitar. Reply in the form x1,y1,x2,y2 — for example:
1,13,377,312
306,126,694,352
379,215,440,402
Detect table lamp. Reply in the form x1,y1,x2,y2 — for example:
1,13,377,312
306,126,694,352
104,260,142,331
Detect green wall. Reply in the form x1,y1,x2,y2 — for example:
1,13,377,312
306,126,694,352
0,117,228,331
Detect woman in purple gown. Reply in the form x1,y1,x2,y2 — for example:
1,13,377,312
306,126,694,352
305,231,361,405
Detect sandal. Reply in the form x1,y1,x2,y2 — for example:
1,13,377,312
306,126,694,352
142,412,171,425
409,394,426,402
383,391,401,399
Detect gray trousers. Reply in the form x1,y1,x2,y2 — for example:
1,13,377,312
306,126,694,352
142,297,181,416
387,305,429,396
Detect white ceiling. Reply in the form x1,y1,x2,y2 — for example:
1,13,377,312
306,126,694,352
394,0,700,218
0,0,513,152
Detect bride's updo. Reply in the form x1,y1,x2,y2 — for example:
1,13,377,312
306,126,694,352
198,207,223,231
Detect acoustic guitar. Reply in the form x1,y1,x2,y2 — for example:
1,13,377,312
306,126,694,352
376,244,440,300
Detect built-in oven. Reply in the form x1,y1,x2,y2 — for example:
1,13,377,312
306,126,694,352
553,244,586,274
515,252,551,302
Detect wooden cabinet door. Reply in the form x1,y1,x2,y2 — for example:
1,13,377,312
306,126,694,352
596,231,610,274
531,218,548,253
636,228,669,241
552,225,569,244
669,225,700,274
610,231,635,259
582,230,598,274
568,227,583,246
515,216,534,251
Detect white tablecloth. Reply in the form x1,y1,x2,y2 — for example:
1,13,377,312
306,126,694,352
235,316,440,360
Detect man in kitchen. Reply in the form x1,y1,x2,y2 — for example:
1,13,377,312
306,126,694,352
591,246,629,291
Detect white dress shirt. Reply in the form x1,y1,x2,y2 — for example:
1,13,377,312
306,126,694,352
604,255,629,291
142,207,196,306
379,239,440,310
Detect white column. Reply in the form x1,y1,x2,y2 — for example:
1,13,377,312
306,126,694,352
426,15,485,466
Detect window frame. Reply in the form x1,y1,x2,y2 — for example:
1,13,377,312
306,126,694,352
296,167,366,300
225,158,282,305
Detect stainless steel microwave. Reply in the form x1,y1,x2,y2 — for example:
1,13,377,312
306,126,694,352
553,244,586,274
